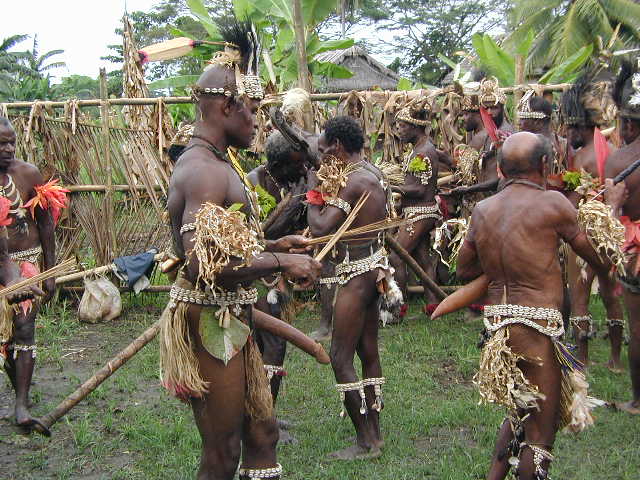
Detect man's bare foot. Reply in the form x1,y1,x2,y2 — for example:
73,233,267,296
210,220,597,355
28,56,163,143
14,404,31,427
606,359,624,374
310,329,331,342
327,444,382,461
615,401,640,415
277,418,293,430
278,428,297,445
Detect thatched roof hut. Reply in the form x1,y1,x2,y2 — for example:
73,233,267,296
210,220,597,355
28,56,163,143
314,46,399,92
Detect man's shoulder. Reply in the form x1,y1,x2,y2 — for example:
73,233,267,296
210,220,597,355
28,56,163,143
11,160,43,184
246,165,264,187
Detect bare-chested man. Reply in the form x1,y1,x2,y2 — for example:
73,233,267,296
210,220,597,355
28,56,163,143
0,116,57,434
162,25,321,479
247,131,309,442
518,92,570,174
457,132,620,479
559,79,624,371
307,116,391,460
390,104,442,307
605,59,640,414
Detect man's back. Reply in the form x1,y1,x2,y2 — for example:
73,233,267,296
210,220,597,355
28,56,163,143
472,184,578,309
606,136,640,220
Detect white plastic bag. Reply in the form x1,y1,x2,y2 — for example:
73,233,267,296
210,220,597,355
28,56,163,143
78,277,122,323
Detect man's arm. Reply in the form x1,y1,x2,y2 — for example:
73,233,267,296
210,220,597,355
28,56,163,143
392,178,427,199
456,212,483,281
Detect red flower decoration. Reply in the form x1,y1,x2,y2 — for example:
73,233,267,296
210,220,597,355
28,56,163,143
424,304,438,315
399,304,408,317
0,197,13,227
305,189,325,206
23,178,70,226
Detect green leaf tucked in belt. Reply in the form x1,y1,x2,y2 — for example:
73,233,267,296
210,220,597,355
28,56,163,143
199,308,250,365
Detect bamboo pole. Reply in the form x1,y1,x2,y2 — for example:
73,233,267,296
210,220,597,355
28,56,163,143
385,235,446,300
66,184,164,193
514,55,525,124
0,83,576,110
407,285,460,294
61,285,171,293
99,69,116,260
37,319,162,434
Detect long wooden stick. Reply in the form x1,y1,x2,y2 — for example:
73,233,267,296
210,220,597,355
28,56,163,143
0,258,76,298
38,319,162,432
385,235,446,300
66,184,164,193
55,254,164,285
1,83,576,110
306,217,407,246
315,192,370,262
261,192,292,233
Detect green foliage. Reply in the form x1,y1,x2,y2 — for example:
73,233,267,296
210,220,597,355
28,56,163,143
562,170,582,191
508,0,640,72
408,155,428,173
357,0,510,85
538,44,593,84
472,33,515,86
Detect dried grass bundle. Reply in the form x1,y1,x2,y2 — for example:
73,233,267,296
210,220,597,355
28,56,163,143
434,218,469,267
577,199,626,275
191,203,263,290
316,156,363,199
378,161,405,186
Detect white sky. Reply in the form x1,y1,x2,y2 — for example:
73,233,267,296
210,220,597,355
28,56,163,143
5,0,159,82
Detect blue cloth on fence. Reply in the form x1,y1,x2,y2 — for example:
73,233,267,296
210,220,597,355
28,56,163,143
113,249,157,290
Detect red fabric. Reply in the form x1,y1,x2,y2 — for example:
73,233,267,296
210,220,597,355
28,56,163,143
399,304,408,317
594,127,609,184
23,178,70,226
162,380,197,403
17,261,39,315
435,195,448,220
424,303,438,315
0,197,12,227
305,189,325,206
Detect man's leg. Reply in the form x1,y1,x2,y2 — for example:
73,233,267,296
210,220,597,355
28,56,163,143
487,326,561,480
568,252,595,366
9,307,39,427
311,261,335,341
240,415,280,479
328,271,380,459
357,298,384,448
188,308,247,480
617,289,640,414
599,274,625,372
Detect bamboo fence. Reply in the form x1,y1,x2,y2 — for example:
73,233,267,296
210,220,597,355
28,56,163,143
0,81,575,278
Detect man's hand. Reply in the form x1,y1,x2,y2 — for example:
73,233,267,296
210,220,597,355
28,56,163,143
441,186,469,197
307,169,319,190
279,254,322,289
268,235,312,253
603,178,627,213
42,277,56,303
4,276,43,305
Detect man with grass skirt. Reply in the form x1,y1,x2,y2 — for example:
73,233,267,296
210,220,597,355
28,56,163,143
161,22,321,479
307,116,398,460
0,116,63,436
389,99,442,316
605,59,640,415
558,75,624,372
457,131,625,479
247,130,310,443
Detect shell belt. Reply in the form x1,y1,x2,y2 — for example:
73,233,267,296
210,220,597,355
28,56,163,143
484,304,564,338
402,204,441,224
169,283,258,316
10,245,42,264
320,247,388,286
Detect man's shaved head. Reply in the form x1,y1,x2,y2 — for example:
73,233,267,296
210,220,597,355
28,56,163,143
499,132,551,177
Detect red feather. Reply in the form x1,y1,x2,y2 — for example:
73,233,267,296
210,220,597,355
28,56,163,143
480,107,499,143
305,189,325,206
594,127,609,183
0,197,13,227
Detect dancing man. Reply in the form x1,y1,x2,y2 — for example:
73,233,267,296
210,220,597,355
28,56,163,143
161,23,321,479
559,76,624,371
390,101,442,308
458,132,623,479
0,116,59,435
307,116,393,460
606,59,640,414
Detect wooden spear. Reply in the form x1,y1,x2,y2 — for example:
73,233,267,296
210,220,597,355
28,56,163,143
385,235,446,300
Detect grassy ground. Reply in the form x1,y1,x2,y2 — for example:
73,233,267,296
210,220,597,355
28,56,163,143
1,293,638,479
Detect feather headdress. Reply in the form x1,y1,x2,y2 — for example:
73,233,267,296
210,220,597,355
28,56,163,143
614,58,640,120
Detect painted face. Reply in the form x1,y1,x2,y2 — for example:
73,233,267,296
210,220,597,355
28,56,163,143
228,98,259,149
462,111,481,132
0,125,16,168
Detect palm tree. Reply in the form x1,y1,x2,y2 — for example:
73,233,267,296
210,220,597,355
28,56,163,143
0,34,30,87
508,0,640,70
23,35,66,78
